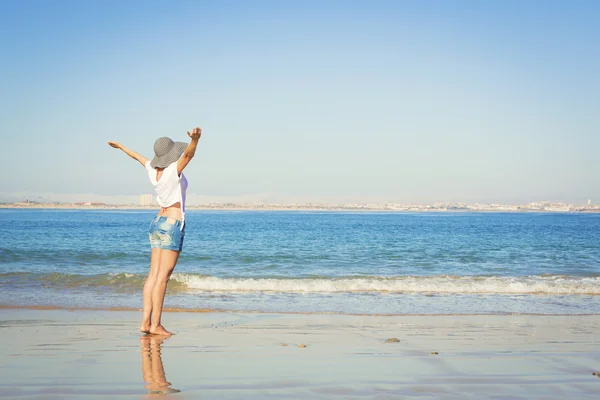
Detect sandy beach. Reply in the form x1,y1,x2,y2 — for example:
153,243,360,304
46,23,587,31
0,309,598,399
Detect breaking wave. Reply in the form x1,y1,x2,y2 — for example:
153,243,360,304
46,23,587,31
5,272,596,295
172,274,600,295
2,272,599,295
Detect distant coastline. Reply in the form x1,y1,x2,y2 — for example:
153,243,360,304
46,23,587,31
1,201,599,213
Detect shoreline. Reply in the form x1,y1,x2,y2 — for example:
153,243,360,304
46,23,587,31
1,204,600,213
2,305,600,317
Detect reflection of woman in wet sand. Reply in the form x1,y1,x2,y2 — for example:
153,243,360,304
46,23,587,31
140,336,180,396
109,128,201,336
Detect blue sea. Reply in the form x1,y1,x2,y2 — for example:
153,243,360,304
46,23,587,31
1,209,599,315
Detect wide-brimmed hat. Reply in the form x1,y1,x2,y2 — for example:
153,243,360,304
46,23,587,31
150,137,187,168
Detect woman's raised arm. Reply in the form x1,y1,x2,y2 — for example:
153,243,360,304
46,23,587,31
177,127,202,175
108,141,149,167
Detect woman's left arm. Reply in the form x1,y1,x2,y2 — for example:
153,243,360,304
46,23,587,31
177,127,202,175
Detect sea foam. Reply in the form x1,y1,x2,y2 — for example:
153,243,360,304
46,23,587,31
171,274,600,295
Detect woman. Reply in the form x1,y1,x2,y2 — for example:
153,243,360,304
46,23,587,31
108,127,201,336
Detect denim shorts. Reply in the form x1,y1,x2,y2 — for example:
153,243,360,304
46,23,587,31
148,216,185,251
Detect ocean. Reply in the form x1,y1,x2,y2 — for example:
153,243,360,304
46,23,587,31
1,209,599,315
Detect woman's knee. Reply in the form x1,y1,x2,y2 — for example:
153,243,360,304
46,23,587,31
156,269,175,283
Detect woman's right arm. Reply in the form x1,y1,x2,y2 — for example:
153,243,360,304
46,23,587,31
108,141,149,167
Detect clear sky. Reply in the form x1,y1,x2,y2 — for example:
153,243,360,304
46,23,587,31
1,0,598,205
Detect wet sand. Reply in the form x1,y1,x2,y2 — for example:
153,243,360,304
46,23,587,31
1,309,599,399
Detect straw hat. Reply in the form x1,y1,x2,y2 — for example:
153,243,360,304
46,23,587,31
150,137,187,168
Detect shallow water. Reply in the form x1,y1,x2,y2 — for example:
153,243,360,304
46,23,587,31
1,209,599,314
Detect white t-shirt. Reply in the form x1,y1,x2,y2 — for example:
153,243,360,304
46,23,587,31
145,161,188,228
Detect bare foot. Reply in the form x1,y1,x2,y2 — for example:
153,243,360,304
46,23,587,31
149,324,172,336
140,323,151,334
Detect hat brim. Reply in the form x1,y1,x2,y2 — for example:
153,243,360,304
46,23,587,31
150,142,187,168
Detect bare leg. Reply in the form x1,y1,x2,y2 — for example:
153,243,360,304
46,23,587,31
149,249,180,336
141,248,162,333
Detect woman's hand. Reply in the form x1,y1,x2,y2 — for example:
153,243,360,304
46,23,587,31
108,141,122,149
187,127,202,141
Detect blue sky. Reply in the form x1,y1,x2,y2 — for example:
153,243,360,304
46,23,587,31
1,0,598,204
